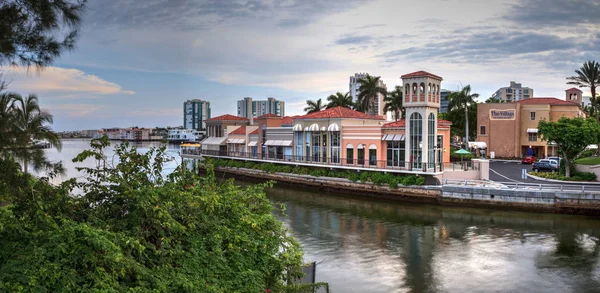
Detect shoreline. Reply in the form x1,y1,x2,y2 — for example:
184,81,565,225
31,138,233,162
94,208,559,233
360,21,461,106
204,166,600,217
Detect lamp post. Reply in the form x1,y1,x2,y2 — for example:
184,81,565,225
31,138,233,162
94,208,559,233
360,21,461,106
419,141,424,172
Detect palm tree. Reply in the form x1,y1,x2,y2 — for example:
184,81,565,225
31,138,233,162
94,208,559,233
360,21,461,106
0,93,17,155
326,92,353,109
448,85,479,144
485,97,504,103
356,74,387,115
567,61,600,123
12,94,62,174
383,85,404,121
304,98,325,114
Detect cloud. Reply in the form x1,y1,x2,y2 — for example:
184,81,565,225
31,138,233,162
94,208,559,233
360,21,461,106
3,67,135,97
43,104,107,117
506,0,600,27
335,35,374,45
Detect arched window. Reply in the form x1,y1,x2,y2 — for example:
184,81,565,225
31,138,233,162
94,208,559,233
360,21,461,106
419,83,425,93
368,144,377,166
428,113,436,169
410,112,423,169
428,83,431,93
346,143,354,165
357,144,365,166
412,83,417,93
405,84,410,94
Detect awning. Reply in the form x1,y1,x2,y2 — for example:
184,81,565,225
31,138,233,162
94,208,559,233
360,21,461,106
264,140,276,146
327,123,339,132
468,141,487,149
357,144,365,149
293,124,303,131
247,141,258,147
227,138,246,144
527,128,538,133
392,134,405,141
382,134,405,141
381,134,389,141
201,136,227,146
264,140,293,146
369,144,377,150
320,126,327,131
346,143,354,148
308,124,320,131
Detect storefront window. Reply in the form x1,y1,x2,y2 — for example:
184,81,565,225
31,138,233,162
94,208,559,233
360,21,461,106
330,132,340,164
428,113,435,169
410,112,423,169
346,144,354,165
295,132,303,160
312,132,320,162
386,140,405,167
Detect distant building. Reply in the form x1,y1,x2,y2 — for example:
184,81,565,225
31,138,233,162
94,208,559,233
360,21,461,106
440,89,452,113
184,99,211,131
349,73,387,117
237,97,285,122
492,81,533,102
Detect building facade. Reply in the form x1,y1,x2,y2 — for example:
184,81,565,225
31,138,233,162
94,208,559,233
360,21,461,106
491,81,534,102
477,92,583,159
440,89,452,113
184,99,210,131
237,97,285,120
349,73,388,117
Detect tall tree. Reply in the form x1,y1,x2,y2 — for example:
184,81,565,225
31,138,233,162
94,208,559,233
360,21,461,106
326,92,353,109
383,85,404,121
485,97,504,103
448,85,479,144
0,0,87,68
304,98,325,114
356,74,387,115
538,117,600,177
567,61,600,123
0,92,17,154
12,94,62,173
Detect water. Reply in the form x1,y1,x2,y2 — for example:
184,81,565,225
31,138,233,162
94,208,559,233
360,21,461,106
45,139,600,293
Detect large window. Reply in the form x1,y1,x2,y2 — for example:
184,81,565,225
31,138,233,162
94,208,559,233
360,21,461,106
321,132,327,163
480,125,486,135
369,145,377,166
528,133,537,141
386,140,405,167
357,144,365,166
428,113,435,169
330,132,340,164
346,144,354,165
410,112,423,169
305,132,311,161
530,112,536,120
295,132,303,160
312,132,320,162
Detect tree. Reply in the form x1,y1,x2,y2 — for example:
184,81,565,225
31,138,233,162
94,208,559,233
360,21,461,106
356,74,387,115
538,117,600,177
326,92,353,109
0,0,87,68
384,85,404,121
0,138,310,292
11,94,62,173
567,61,600,123
0,92,17,154
447,102,477,142
485,97,504,103
448,85,479,143
304,98,325,114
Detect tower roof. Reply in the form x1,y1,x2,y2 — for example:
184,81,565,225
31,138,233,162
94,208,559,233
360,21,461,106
401,71,443,80
297,106,385,120
565,87,583,93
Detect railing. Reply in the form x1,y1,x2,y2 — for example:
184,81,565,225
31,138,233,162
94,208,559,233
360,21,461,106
183,149,448,172
442,179,600,193
443,161,481,171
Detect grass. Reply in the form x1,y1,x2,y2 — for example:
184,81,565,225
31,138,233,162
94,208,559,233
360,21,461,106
574,156,600,165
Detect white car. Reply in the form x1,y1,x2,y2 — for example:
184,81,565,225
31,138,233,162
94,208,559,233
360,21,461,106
539,159,558,169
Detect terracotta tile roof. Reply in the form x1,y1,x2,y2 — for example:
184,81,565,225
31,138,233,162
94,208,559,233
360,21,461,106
206,114,249,121
382,119,452,128
565,87,583,92
250,129,259,134
257,113,281,118
230,126,246,135
518,97,579,106
281,116,293,125
297,106,385,120
400,70,443,80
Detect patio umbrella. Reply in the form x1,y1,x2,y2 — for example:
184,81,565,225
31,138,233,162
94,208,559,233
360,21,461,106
455,149,471,164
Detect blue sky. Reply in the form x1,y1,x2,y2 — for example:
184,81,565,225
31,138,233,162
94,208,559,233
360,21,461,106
3,0,600,131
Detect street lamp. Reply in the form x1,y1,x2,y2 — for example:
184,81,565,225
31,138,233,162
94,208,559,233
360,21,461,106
419,141,424,171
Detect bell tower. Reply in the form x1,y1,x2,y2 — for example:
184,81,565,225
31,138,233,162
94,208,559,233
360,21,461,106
565,87,583,107
401,71,443,172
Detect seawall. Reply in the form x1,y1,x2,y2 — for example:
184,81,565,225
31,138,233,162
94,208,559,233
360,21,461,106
206,166,600,216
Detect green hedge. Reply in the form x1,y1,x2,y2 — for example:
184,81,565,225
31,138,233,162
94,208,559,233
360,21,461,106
207,158,425,187
530,171,597,182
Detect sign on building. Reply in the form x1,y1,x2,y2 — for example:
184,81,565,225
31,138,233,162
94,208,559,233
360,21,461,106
490,109,516,120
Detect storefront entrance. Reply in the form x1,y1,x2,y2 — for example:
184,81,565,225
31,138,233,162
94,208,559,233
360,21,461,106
521,146,544,158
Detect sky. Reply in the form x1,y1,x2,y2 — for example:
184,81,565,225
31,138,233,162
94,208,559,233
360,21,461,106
2,0,600,131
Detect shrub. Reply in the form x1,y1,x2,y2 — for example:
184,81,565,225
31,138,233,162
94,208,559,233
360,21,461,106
530,171,597,182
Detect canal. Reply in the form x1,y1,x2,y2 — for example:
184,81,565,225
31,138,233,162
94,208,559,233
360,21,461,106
44,139,600,292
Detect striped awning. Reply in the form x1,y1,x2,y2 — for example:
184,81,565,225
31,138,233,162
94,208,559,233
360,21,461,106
527,128,538,133
264,140,293,146
308,124,320,131
201,136,227,146
227,138,246,144
247,141,258,147
382,134,405,141
327,123,339,132
293,124,303,131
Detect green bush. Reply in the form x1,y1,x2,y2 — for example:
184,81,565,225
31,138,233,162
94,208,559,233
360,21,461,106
530,171,597,182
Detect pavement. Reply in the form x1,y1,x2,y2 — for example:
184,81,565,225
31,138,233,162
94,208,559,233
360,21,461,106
489,161,600,187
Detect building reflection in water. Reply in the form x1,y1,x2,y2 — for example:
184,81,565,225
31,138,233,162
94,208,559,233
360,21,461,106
266,183,600,293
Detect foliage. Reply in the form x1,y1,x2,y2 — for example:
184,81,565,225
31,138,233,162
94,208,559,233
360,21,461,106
356,74,387,115
485,97,504,103
0,137,308,292
574,155,600,165
450,151,474,162
326,92,353,109
530,171,597,182
384,85,404,120
304,98,325,114
538,117,600,177
567,60,600,123
209,158,426,186
448,85,479,142
447,102,477,141
0,0,87,68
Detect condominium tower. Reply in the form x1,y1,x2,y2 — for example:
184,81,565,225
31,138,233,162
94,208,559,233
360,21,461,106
237,97,285,118
184,99,211,130
349,73,387,117
491,81,534,102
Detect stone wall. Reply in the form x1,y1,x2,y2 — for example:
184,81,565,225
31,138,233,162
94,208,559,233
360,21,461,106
575,164,600,181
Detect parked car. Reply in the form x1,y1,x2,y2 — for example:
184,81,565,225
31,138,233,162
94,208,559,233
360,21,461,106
547,156,561,165
538,159,559,169
521,156,536,164
532,160,559,172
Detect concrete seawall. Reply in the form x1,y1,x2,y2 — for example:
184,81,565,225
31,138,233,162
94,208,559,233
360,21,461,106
207,166,600,216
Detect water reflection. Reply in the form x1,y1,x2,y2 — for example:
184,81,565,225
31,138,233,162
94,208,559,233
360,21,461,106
266,185,600,293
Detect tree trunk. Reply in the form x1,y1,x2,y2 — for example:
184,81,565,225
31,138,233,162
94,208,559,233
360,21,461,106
594,88,598,123
565,159,571,178
465,106,469,145
23,158,28,174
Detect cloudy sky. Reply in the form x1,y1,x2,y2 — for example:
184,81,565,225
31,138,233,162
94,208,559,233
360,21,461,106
3,0,600,130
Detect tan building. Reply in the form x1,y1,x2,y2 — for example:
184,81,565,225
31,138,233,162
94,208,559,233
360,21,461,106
477,93,583,159
491,81,534,102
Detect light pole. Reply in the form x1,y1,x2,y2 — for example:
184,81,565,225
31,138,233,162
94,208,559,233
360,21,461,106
419,141,424,172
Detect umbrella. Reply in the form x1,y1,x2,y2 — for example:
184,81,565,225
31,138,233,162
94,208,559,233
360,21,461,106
455,149,471,165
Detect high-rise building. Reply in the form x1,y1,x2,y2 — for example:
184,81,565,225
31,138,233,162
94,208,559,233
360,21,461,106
184,99,211,131
349,73,387,116
237,97,285,119
440,89,452,113
491,81,533,102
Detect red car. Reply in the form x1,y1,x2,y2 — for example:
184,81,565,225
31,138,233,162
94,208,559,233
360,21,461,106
521,156,536,164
